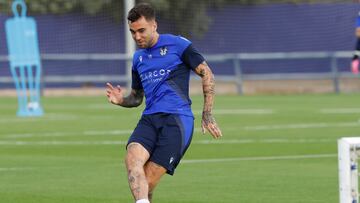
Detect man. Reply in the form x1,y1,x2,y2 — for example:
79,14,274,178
106,3,222,203
352,11,360,74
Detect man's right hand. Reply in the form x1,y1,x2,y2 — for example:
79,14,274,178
106,82,124,105
352,58,359,74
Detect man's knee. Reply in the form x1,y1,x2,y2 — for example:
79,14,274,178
125,142,150,168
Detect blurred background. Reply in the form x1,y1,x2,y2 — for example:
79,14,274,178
2,1,360,202
0,0,360,95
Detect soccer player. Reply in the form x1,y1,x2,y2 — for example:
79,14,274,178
351,11,360,74
105,3,222,203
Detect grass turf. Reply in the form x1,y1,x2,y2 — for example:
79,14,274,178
1,93,360,202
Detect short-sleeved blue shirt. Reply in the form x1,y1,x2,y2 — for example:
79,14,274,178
357,14,360,27
131,34,205,117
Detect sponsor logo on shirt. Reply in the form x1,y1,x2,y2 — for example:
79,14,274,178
140,68,171,85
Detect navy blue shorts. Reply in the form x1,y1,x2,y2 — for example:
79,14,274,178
127,113,194,175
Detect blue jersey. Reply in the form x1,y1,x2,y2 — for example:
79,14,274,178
131,34,205,117
357,15,360,27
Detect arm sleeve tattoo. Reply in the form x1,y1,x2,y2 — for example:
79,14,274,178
120,89,144,108
194,61,215,114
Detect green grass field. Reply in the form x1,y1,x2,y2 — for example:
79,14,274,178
1,93,360,203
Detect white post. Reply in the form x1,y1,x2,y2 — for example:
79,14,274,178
124,0,135,91
338,137,360,203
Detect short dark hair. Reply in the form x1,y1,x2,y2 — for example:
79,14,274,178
127,3,156,23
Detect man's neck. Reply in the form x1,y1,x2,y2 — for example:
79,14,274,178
149,32,160,48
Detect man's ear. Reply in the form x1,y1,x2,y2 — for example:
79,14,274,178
153,21,158,32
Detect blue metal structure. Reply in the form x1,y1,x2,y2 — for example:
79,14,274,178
5,0,43,116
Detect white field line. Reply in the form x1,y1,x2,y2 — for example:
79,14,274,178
0,154,336,172
4,129,133,139
3,127,210,139
195,138,335,144
193,109,273,115
0,167,35,171
0,115,138,123
0,114,78,123
321,108,360,114
0,104,113,110
0,108,272,124
0,166,72,172
0,104,274,114
181,154,336,164
0,141,128,145
244,122,360,131
0,138,337,146
6,129,202,139
4,128,194,139
48,106,275,114
3,120,359,139
84,129,133,136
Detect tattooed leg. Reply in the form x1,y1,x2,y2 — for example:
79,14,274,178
125,142,150,201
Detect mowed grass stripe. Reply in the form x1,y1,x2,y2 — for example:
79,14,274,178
0,138,339,146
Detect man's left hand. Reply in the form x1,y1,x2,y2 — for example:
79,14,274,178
201,111,223,139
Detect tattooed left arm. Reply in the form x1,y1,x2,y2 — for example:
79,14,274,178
194,61,223,139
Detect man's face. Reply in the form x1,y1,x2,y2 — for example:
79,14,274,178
129,16,157,49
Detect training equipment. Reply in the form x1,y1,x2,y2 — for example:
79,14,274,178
338,137,360,203
5,0,43,116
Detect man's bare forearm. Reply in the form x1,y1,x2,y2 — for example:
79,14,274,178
195,62,215,116
120,89,144,108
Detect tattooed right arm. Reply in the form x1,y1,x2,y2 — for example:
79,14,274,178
106,83,144,108
120,89,144,108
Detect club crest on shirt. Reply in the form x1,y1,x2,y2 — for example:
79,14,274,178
139,55,143,63
160,46,168,56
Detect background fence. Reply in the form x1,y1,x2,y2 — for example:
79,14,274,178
0,0,360,94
